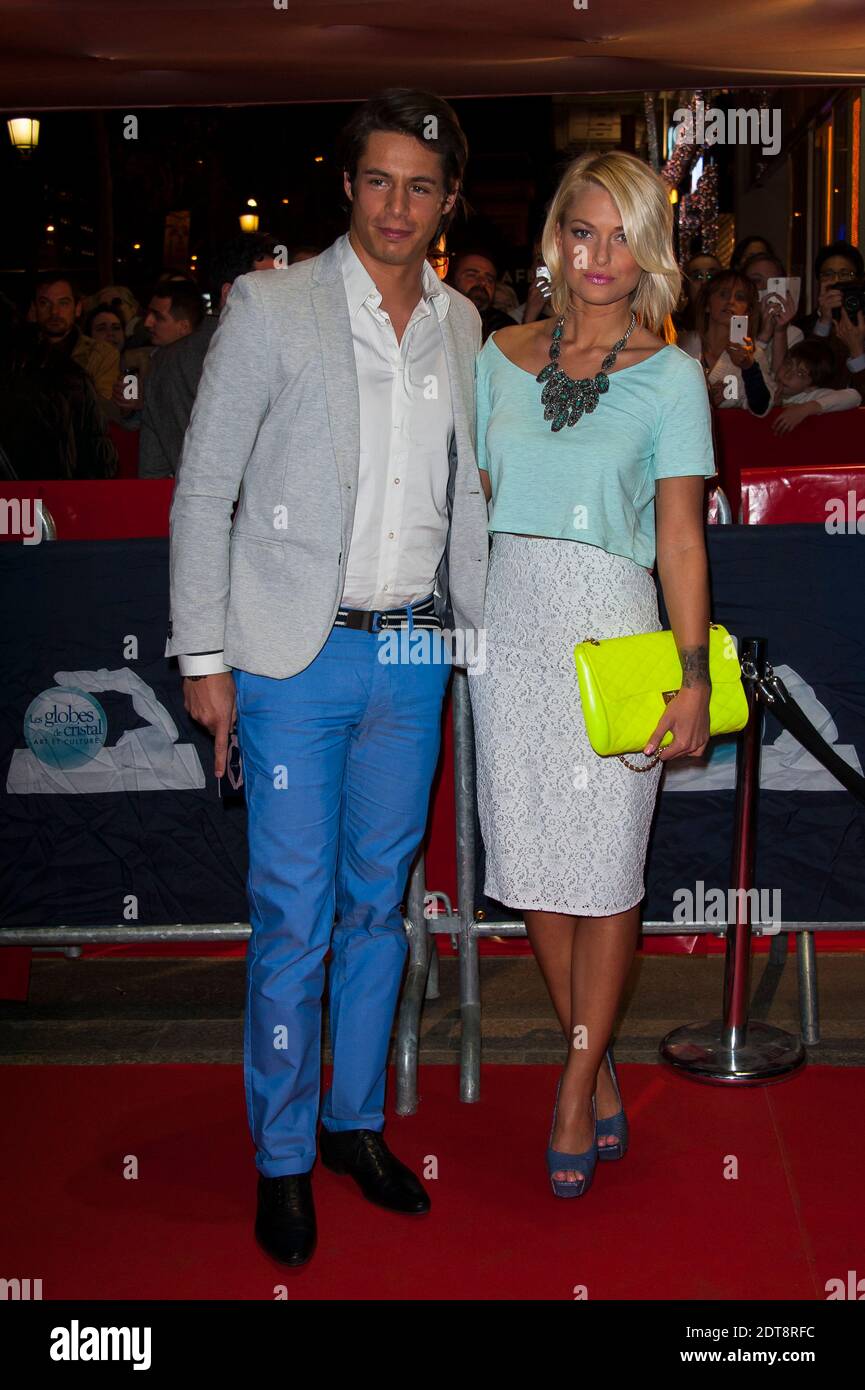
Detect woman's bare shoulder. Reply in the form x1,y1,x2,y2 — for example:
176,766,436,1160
489,319,549,361
491,321,531,344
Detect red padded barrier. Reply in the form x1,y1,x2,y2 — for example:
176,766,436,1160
741,464,865,524
0,479,173,540
712,406,865,507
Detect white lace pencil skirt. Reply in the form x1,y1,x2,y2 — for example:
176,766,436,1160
467,532,664,917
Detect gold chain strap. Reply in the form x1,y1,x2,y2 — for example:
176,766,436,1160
617,751,663,773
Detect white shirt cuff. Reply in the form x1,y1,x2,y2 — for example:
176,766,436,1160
177,652,231,677
847,352,865,373
813,319,831,337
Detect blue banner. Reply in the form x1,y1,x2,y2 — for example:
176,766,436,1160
1,527,863,929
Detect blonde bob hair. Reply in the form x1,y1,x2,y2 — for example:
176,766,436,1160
540,150,681,337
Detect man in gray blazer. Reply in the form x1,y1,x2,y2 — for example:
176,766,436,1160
166,88,488,1268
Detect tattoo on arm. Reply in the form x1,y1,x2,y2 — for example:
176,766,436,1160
679,644,711,689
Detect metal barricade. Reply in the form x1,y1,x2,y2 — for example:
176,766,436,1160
392,639,865,1114
3,625,861,1112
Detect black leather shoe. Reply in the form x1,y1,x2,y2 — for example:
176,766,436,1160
255,1172,316,1266
318,1127,430,1214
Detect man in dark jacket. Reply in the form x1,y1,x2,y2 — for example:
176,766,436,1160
138,234,277,478
0,296,117,479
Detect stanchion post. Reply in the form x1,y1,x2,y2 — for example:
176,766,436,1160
659,637,806,1084
452,670,482,1103
394,851,430,1116
722,636,765,1048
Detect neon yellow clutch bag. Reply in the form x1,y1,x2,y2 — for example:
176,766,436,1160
573,622,749,770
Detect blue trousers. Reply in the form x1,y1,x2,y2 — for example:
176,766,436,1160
233,609,451,1177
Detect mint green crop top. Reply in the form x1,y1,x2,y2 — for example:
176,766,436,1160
476,333,717,570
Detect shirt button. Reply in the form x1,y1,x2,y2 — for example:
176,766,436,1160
383,584,389,591
388,531,394,539
394,478,400,485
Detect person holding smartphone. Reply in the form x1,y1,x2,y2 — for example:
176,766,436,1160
676,269,773,414
741,252,803,378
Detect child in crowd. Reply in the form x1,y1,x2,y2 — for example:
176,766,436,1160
771,340,862,434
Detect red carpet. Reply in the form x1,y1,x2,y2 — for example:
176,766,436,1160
1,1062,861,1301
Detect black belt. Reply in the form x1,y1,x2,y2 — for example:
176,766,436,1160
333,594,441,632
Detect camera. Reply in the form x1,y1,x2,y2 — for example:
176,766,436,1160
830,281,865,323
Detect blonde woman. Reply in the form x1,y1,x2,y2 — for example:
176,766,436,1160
467,151,717,1198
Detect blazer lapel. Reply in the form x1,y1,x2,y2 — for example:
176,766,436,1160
310,242,360,502
438,306,473,444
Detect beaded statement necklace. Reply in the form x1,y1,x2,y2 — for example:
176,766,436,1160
537,311,637,431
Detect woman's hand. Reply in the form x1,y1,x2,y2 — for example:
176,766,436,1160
771,401,821,434
523,277,549,323
762,288,797,336
727,335,755,370
644,685,711,761
774,288,798,329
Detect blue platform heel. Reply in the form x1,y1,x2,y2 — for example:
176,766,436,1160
596,1046,629,1162
546,1077,598,1198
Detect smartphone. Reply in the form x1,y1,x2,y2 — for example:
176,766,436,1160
766,276,801,313
765,277,785,310
729,315,749,345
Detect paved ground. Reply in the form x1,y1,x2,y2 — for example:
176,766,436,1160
1,947,862,1065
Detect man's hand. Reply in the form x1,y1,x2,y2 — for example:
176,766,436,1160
817,282,844,324
836,306,865,358
183,672,237,778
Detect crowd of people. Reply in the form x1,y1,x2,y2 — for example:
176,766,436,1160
673,235,865,431
1,219,862,482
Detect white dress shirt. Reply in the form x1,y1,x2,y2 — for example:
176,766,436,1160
177,232,454,676
338,230,454,609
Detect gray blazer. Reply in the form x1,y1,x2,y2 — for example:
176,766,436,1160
166,236,489,679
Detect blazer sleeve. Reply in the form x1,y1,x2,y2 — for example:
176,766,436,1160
166,272,271,660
